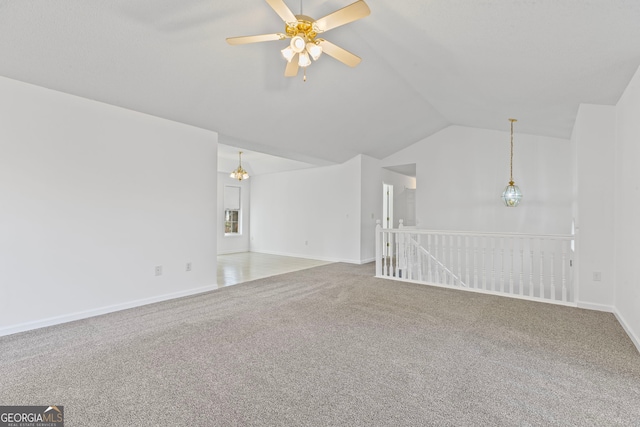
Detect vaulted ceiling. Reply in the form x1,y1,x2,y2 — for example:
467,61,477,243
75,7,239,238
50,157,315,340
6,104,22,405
1,0,639,168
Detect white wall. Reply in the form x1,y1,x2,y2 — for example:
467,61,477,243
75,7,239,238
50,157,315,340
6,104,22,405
571,104,616,310
0,77,218,336
217,172,250,254
360,155,382,262
382,125,573,235
249,156,363,263
614,65,640,350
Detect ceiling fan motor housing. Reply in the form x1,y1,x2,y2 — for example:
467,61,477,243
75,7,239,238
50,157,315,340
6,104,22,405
286,16,319,44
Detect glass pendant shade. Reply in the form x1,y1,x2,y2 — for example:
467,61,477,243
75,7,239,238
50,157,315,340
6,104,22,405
298,51,311,67
281,46,295,62
230,169,249,181
306,42,322,61
502,182,522,207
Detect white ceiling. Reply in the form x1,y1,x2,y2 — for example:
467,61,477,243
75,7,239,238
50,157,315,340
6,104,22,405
1,0,639,169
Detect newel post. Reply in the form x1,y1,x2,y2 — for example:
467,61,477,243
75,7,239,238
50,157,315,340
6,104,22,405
375,220,382,277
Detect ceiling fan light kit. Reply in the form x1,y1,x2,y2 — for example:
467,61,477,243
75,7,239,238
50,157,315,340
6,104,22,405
226,0,370,79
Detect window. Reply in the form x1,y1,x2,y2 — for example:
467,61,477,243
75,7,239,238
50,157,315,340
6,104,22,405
224,185,241,235
225,209,239,234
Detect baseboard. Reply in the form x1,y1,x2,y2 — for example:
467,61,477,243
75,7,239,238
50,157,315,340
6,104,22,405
249,249,354,264
613,309,640,354
576,301,615,312
217,249,249,255
0,284,218,338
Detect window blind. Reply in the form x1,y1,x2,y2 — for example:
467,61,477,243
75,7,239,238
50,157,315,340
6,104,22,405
224,186,241,210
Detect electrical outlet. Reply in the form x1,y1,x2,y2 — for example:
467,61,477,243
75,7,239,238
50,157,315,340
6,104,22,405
593,271,602,281
186,262,192,272
155,265,162,276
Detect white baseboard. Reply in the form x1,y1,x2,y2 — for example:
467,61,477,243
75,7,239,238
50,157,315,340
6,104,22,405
217,249,249,255
250,249,359,264
0,284,218,338
576,301,615,312
613,309,640,354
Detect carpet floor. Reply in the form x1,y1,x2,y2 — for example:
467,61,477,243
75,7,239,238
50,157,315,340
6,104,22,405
1,262,639,426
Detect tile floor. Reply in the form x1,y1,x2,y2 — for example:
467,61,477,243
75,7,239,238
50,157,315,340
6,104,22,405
217,252,333,287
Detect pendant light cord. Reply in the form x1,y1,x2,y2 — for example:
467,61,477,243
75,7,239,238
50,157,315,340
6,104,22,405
509,118,517,184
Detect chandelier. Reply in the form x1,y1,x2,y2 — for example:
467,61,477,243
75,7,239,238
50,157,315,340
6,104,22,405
501,118,522,207
230,151,249,181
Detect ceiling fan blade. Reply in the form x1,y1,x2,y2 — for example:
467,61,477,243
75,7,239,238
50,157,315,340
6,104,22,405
314,0,370,32
317,40,361,67
265,0,297,23
284,55,299,77
226,33,286,45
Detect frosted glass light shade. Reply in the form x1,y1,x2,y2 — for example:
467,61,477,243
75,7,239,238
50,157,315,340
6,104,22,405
306,42,322,60
281,46,295,62
230,168,249,181
502,182,522,207
298,51,311,67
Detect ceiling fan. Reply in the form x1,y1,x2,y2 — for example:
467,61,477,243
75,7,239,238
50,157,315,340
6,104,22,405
226,0,370,79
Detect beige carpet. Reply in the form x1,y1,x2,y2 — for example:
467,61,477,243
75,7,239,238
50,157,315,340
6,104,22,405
1,262,639,426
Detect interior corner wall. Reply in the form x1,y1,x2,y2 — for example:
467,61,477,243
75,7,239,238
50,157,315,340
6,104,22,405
572,104,616,310
217,172,250,254
249,156,362,263
0,76,218,336
360,155,382,263
382,125,573,235
614,65,640,350
381,169,417,228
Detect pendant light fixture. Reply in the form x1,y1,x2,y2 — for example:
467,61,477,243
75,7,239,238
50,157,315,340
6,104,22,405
502,118,522,207
230,151,249,181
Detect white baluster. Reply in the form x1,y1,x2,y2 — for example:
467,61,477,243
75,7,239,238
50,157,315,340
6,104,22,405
519,246,524,296
385,230,390,277
375,220,382,277
445,236,455,285
509,239,514,294
394,232,400,278
415,233,421,281
539,249,545,299
457,235,462,287
465,235,471,288
491,237,496,292
482,237,487,290
562,243,567,302
473,236,478,289
500,239,505,293
426,234,431,282
529,239,534,297
550,252,556,301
